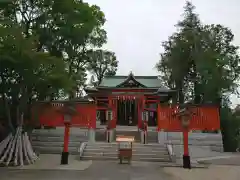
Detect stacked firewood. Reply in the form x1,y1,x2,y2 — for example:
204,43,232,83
0,126,38,166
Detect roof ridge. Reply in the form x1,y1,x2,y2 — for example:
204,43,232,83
104,75,159,79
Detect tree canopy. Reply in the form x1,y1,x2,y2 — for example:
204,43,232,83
0,0,117,132
156,1,240,151
86,49,118,86
156,1,240,105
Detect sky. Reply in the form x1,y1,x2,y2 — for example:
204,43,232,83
86,0,240,106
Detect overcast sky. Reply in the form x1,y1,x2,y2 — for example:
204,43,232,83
86,0,240,106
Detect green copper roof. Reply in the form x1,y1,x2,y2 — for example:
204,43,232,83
99,74,163,88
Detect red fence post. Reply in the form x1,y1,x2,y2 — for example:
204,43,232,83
183,129,190,169
61,122,70,165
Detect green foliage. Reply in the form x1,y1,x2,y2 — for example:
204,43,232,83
156,1,240,104
0,0,115,131
156,1,240,151
86,49,118,85
0,21,72,130
220,107,240,152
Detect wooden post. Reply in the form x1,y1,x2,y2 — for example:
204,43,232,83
183,128,191,169
61,123,70,165
157,104,161,143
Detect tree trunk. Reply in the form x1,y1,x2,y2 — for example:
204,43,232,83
3,97,14,133
176,80,184,103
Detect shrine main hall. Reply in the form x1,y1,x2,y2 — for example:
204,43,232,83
85,72,175,129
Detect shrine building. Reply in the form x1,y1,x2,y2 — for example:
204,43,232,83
85,72,176,129
35,71,220,144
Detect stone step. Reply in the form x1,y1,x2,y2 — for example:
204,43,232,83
85,147,167,153
81,155,170,162
31,134,87,139
84,148,168,154
81,156,117,160
33,146,79,155
83,152,169,157
32,141,81,147
81,141,171,162
86,142,163,146
31,136,87,142
87,144,166,150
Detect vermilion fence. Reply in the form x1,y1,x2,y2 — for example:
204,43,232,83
157,105,220,131
32,102,96,128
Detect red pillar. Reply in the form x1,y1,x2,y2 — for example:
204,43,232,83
137,98,140,129
61,123,70,164
183,129,189,155
157,104,160,132
138,96,145,129
183,128,191,169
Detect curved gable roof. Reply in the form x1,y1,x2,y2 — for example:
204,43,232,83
99,72,165,89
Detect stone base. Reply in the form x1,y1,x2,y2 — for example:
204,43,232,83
61,152,69,165
140,131,147,144
107,129,116,143
157,131,161,143
88,129,96,143
183,155,191,169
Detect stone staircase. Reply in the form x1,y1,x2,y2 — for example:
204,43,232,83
96,128,158,143
81,142,171,162
31,130,87,155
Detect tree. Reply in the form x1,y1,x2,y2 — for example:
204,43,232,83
0,0,107,98
156,1,240,151
156,1,202,103
156,1,240,104
33,0,107,98
87,49,118,85
0,0,111,166
0,21,72,166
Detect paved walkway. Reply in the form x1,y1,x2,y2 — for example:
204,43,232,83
7,154,92,171
1,160,175,180
1,154,240,180
164,165,240,180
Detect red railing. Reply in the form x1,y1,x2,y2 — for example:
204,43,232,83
33,103,97,128
157,105,220,131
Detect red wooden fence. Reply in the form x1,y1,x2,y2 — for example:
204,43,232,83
32,102,96,128
157,105,220,131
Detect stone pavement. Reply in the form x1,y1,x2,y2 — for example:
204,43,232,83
163,154,240,180
7,154,92,171
196,154,240,166
164,165,240,180
0,161,175,180
1,155,240,180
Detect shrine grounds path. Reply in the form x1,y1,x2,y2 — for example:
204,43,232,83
0,161,174,180
1,159,240,180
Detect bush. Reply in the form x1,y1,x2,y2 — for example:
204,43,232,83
220,107,240,152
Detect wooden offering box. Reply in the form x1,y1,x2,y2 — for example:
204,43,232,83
116,136,134,164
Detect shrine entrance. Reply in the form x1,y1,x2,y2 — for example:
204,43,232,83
116,98,138,126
